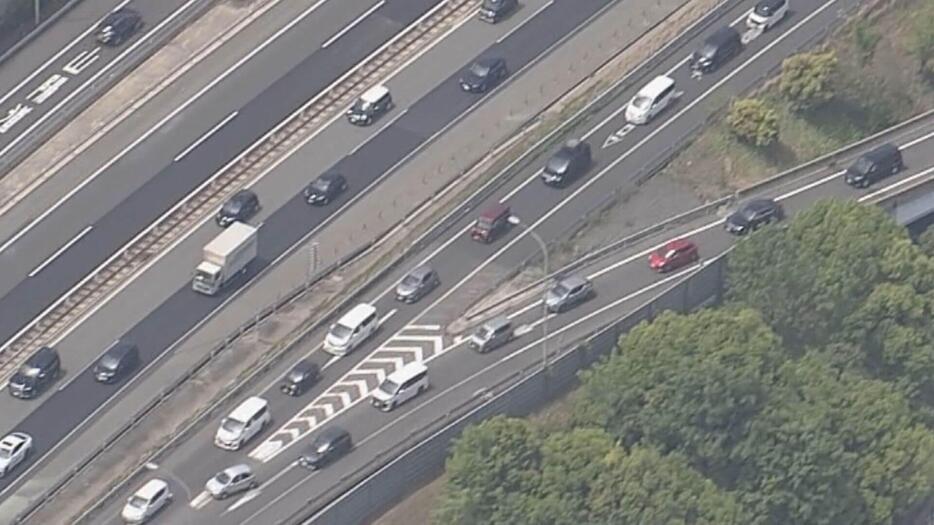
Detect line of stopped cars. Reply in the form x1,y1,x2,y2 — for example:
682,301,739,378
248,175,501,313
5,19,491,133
17,0,912,521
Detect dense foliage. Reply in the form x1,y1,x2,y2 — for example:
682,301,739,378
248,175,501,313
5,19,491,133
779,50,839,111
727,98,780,147
434,200,934,525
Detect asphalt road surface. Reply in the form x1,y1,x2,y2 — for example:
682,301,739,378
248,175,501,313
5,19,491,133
70,0,909,520
0,0,620,503
0,0,205,161
0,0,445,369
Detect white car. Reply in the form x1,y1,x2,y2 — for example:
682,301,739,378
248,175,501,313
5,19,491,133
0,432,32,477
746,0,788,30
122,478,172,523
625,75,676,125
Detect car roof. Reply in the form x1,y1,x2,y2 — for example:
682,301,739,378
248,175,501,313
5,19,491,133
0,432,30,448
638,75,675,98
406,265,434,279
103,7,139,23
338,303,377,327
482,316,511,330
755,0,786,10
221,464,252,477
360,85,390,103
664,238,694,251
232,189,256,202
386,361,428,383
864,143,899,161
26,346,57,366
743,198,775,211
105,342,137,358
291,359,318,374
228,396,268,422
317,170,343,182
479,203,509,220
475,57,502,68
705,25,740,45
135,478,169,499
316,426,349,443
556,274,590,289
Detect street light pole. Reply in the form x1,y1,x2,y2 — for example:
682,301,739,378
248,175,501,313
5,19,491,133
34,0,41,25
508,216,550,370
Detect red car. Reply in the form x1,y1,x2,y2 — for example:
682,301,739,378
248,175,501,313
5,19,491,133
648,238,699,272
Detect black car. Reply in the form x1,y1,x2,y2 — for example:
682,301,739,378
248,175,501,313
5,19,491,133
725,198,784,235
541,139,592,186
690,26,742,74
93,342,139,384
844,143,904,188
96,8,143,46
8,346,60,399
298,426,352,469
460,58,508,94
216,190,260,227
280,359,320,396
478,0,518,23
304,171,347,206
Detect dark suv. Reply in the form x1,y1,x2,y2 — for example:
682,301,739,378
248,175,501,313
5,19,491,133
844,143,904,188
298,426,352,469
304,171,347,206
93,342,139,384
690,26,742,74
479,0,518,23
541,139,591,187
96,8,143,46
216,190,260,227
460,58,508,93
8,346,60,399
725,198,784,235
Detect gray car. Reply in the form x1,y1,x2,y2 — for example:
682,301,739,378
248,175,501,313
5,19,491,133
545,275,594,313
395,265,440,303
468,317,513,353
205,464,257,499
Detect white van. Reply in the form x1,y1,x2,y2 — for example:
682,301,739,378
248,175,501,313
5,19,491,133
625,75,676,125
324,303,378,357
371,362,429,411
215,396,270,451
121,478,172,523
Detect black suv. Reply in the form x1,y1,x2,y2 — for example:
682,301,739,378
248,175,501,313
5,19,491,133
216,190,260,227
844,143,904,188
93,342,139,384
280,359,320,396
690,26,742,74
460,58,508,93
725,198,784,235
479,0,518,23
298,426,352,469
8,346,60,399
304,171,347,206
96,8,143,46
541,139,592,187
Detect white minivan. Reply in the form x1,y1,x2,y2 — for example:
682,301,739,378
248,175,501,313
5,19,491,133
625,75,676,125
121,478,172,523
371,362,429,411
215,396,270,451
324,303,378,357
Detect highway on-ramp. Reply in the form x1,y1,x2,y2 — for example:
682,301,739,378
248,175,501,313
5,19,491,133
74,0,890,521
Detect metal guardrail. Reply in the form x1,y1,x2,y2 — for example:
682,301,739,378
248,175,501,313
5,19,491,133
0,0,477,384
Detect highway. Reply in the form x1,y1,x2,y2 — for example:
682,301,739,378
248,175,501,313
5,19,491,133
0,0,450,378
0,0,206,163
64,0,905,520
0,0,626,506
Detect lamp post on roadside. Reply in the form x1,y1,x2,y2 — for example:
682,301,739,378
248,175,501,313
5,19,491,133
508,215,550,371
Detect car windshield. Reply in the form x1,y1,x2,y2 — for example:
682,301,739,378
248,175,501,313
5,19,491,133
98,355,119,370
128,495,148,509
222,200,242,214
331,323,353,340
221,418,244,434
0,447,13,460
476,326,492,340
755,3,773,15
20,365,41,377
315,441,332,454
379,379,400,395
632,95,652,110
470,62,490,77
401,275,421,288
552,283,570,297
312,178,332,191
215,471,231,484
852,157,873,175
477,216,495,229
353,99,372,112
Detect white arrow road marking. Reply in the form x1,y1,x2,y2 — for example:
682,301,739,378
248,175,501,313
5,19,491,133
380,344,426,361
282,426,302,440
225,489,261,513
368,356,407,371
249,441,283,462
514,324,533,336
190,491,212,509
343,377,370,393
602,123,635,148
320,402,336,417
334,389,354,407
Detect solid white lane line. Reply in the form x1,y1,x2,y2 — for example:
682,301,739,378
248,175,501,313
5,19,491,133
322,0,386,49
347,109,407,156
495,0,554,44
27,225,93,278
173,111,239,162
0,0,133,109
0,0,335,256
858,164,934,202
0,0,206,160
411,0,843,329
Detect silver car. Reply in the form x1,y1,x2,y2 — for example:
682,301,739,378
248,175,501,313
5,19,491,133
205,464,257,499
545,274,594,313
395,265,440,303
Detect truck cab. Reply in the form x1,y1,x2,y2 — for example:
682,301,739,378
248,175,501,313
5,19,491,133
193,222,258,296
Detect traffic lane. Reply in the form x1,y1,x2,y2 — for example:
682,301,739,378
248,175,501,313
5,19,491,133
0,0,210,159
0,0,380,262
0,0,441,355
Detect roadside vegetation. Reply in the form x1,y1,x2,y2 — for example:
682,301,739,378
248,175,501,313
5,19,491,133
665,0,934,200
431,200,934,525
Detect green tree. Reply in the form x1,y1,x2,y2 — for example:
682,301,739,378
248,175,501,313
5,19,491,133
917,226,934,258
727,199,908,347
909,1,934,76
727,98,780,147
588,446,748,525
574,308,782,482
779,50,838,111
433,416,542,525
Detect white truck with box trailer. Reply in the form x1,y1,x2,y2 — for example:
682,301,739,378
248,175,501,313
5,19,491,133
192,222,258,296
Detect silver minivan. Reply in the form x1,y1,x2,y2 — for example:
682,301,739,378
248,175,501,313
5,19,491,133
468,317,513,353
